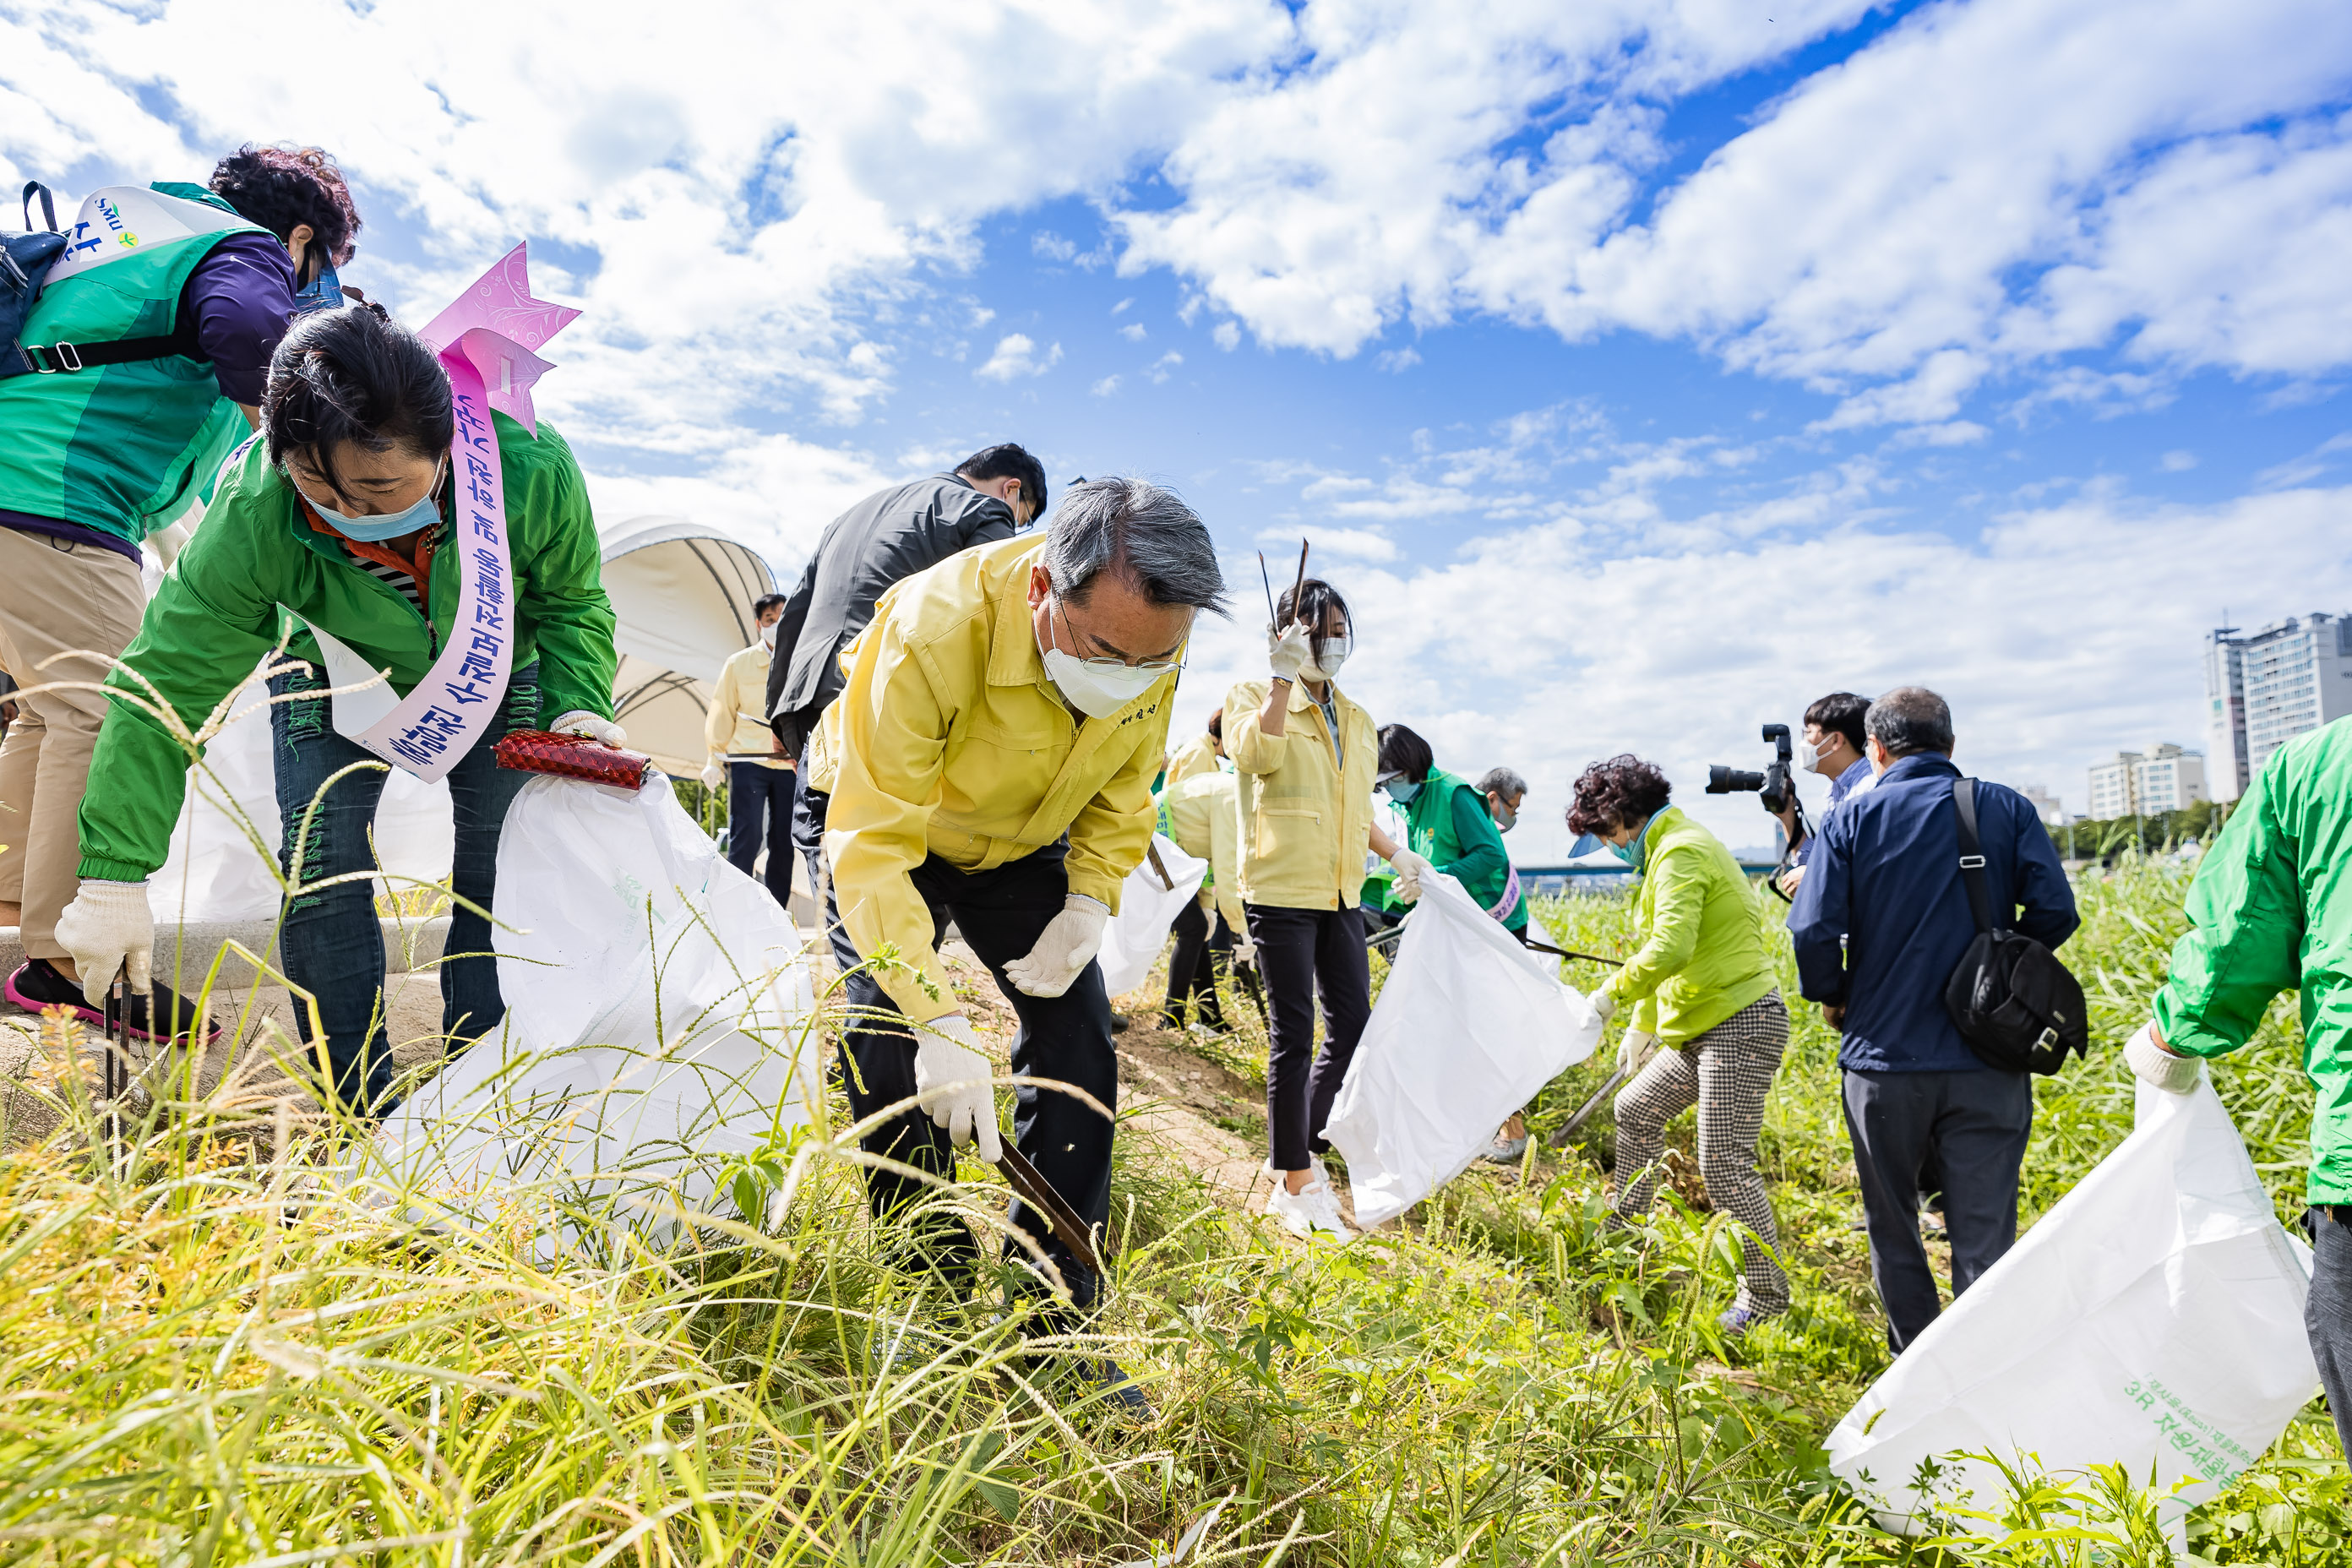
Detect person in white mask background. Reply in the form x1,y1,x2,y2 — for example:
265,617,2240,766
702,591,795,908
803,478,1223,1418
1225,578,1429,1241
1772,691,1873,899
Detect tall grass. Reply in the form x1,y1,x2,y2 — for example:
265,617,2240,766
1,854,2344,1564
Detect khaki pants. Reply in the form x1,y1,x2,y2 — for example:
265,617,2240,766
0,528,146,960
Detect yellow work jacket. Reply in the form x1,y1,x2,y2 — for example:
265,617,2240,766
1224,676,1377,911
1164,730,1222,787
705,642,788,766
813,536,1178,1021
1164,766,1245,931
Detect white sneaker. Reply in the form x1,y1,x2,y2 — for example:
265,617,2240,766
1266,1173,1354,1241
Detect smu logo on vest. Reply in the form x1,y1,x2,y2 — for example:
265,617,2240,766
46,187,242,286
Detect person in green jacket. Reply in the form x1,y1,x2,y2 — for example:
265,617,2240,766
1570,754,1792,1335
2,146,362,1041
53,304,619,1114
2126,720,2352,1456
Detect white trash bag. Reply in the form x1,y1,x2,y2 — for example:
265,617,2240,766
1094,833,1207,999
149,677,284,926
1323,873,1603,1228
1827,1076,2318,1540
373,772,818,1262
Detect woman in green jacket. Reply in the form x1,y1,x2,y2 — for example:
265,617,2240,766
1570,754,1791,1335
54,304,619,1114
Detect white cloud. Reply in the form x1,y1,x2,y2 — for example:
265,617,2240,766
975,333,1062,381
1119,322,1148,340
1092,373,1123,396
1147,350,1184,384
1376,346,1422,373
2160,449,2197,472
1212,320,1241,351
1032,230,1079,262
1112,297,1135,313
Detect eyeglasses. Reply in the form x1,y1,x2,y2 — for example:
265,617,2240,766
1053,595,1184,673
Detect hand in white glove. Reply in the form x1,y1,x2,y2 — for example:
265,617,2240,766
914,1012,1003,1162
1616,1028,1656,1077
1387,847,1433,903
1233,931,1259,967
700,758,726,788
1003,894,1110,998
551,710,628,748
1592,988,1618,1026
2125,1021,2201,1095
53,879,154,1006
1267,622,1312,683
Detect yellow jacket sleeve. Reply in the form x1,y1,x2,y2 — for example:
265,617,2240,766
1223,678,1286,776
704,654,740,757
821,614,960,1023
1062,704,1170,913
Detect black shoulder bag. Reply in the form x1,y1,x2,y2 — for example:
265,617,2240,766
1942,778,2088,1075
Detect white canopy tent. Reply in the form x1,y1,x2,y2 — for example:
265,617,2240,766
599,516,776,774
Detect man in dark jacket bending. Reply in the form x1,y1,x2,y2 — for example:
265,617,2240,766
1788,686,2078,1353
767,444,1048,894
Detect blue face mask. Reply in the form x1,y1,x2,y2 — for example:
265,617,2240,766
291,463,444,542
291,258,346,317
1382,779,1423,804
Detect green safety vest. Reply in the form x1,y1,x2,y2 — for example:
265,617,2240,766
0,182,267,543
1403,767,1526,928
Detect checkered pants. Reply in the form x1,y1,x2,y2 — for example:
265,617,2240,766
1611,990,1791,1315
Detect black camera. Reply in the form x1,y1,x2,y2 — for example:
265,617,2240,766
1707,723,1798,815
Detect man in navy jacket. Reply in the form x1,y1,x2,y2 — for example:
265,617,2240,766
1789,687,2078,1352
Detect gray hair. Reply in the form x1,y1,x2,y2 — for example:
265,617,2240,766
1475,766,1528,801
1043,477,1228,612
1865,686,1954,759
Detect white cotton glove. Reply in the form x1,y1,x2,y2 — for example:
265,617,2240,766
1592,988,1618,1026
1616,1028,1656,1077
1004,894,1111,998
53,879,155,1006
1267,622,1312,683
2125,1021,2201,1095
551,710,628,748
914,1013,1003,1162
1233,931,1259,967
700,758,726,788
1387,847,1433,903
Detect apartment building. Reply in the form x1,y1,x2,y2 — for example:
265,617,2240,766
2205,613,2352,802
2088,743,2208,820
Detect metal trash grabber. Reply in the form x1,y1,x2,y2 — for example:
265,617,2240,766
997,1141,1102,1277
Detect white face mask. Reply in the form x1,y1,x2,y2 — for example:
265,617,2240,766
1037,594,1173,719
1302,629,1352,683
760,622,778,650
1795,736,1822,772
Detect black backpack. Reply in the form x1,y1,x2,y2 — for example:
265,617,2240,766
1942,778,2088,1075
2,181,185,379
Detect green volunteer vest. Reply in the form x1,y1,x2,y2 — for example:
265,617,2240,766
0,183,265,543
1404,767,1524,927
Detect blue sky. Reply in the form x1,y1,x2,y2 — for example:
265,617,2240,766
9,0,2351,862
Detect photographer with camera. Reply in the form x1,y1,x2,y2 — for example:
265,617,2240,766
1772,693,1875,898
1572,755,1793,1337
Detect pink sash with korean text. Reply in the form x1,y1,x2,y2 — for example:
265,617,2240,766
301,246,579,781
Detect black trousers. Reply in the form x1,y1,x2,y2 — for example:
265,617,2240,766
726,760,794,907
2308,1207,2352,1458
1245,901,1371,1172
829,840,1118,1310
1162,897,1231,1028
1842,1067,2033,1353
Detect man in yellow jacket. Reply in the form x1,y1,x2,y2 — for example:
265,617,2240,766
808,478,1225,1358
702,591,794,907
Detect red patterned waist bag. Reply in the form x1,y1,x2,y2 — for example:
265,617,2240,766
493,729,654,791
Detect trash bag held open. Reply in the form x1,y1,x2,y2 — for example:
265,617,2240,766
373,770,818,1263
1827,1075,2319,1541
1322,872,1602,1228
1094,833,1207,999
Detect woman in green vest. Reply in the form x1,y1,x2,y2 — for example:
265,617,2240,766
53,304,620,1115
1568,754,1791,1337
2,146,362,1040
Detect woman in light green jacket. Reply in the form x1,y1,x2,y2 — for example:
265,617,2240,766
1570,754,1791,1335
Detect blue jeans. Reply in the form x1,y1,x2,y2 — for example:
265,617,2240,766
268,659,539,1113
2308,1206,2352,1457
726,759,794,906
